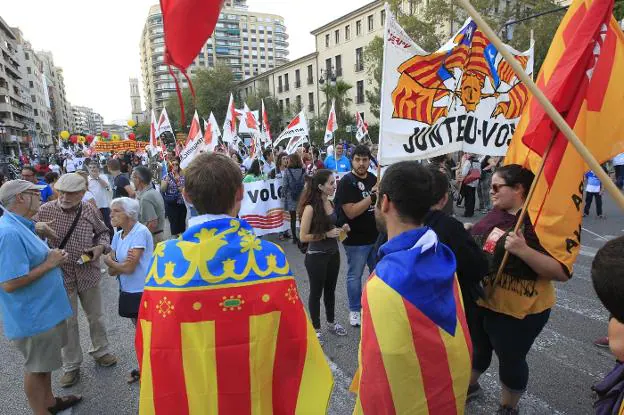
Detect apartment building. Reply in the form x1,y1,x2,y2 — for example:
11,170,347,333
140,0,289,113
72,106,103,136
0,17,35,156
39,52,74,141
238,0,385,127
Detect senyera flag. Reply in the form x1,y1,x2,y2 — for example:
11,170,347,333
324,100,337,144
355,111,369,142
222,93,238,144
261,99,272,143
505,0,624,273
157,108,174,137
203,112,221,153
179,111,204,169
274,110,309,148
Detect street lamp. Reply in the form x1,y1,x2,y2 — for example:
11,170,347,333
319,67,337,117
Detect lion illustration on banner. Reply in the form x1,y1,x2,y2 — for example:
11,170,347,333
392,21,531,125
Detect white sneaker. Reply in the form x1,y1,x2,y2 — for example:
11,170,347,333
349,311,361,327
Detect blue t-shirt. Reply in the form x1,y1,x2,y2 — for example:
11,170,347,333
585,171,602,191
39,180,53,202
111,222,154,293
324,155,351,172
0,212,72,340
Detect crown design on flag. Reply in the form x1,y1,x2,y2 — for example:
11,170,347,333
145,219,291,288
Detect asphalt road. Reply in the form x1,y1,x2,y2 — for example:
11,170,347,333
0,192,622,414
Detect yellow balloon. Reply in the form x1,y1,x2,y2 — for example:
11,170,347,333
127,119,137,128
60,130,70,140
112,134,121,141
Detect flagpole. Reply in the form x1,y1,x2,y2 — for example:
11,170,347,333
456,0,624,211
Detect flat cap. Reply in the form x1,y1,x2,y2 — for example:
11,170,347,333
55,173,87,192
0,180,45,206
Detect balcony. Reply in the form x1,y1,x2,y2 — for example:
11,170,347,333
284,84,290,92
278,85,283,93
335,67,343,77
215,47,230,55
150,29,164,39
308,104,314,112
274,39,289,47
355,62,364,72
307,77,314,85
295,80,301,88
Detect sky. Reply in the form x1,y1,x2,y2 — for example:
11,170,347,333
1,0,369,124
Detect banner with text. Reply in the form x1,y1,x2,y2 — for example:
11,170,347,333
240,179,290,236
378,6,533,164
94,140,148,153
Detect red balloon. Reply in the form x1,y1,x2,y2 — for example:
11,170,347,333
128,133,136,140
70,135,78,144
101,131,109,138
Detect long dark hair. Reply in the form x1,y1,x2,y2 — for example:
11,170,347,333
248,159,261,177
297,169,334,237
495,164,534,198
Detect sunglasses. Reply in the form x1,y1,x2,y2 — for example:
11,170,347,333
491,183,513,193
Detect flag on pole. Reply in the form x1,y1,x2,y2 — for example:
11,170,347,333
158,108,175,137
505,0,624,273
324,100,338,144
355,111,369,142
203,112,221,153
261,99,272,143
222,93,238,144
179,111,204,169
149,110,161,157
160,160,169,180
274,111,309,148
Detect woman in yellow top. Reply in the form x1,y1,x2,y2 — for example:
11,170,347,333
467,164,570,415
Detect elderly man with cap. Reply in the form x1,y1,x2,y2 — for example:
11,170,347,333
35,173,117,388
0,180,82,414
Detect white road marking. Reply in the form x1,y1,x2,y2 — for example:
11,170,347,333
555,288,609,323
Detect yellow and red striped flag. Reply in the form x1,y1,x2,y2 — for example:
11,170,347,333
505,0,624,273
136,218,332,414
351,228,472,414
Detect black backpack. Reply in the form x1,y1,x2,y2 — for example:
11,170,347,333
287,168,305,201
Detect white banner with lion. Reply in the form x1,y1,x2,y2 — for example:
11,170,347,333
378,6,533,165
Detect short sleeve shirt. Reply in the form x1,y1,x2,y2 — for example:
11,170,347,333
0,213,71,339
336,172,379,246
111,222,154,293
138,187,166,233
113,174,131,198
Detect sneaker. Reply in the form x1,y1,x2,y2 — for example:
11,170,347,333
598,215,607,220
349,311,361,327
59,369,80,388
466,383,483,401
315,329,324,346
95,353,118,367
496,405,519,415
328,322,348,336
594,336,609,348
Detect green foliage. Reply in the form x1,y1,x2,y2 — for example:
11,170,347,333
320,80,353,128
615,0,624,21
134,122,150,141
241,89,284,139
364,36,384,119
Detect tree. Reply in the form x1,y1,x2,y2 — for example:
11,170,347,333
135,122,150,141
364,36,383,119
320,80,355,143
616,0,624,21
243,89,284,139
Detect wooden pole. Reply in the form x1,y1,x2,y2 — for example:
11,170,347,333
456,0,624,212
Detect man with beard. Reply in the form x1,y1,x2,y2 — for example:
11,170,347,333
335,145,378,327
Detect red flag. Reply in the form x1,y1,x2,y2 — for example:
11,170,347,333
160,0,224,70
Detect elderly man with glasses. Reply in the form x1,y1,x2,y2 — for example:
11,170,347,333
0,180,82,414
34,173,117,388
21,165,52,203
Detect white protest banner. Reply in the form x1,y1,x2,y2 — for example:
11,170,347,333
157,108,174,136
239,179,289,236
148,110,161,157
222,93,238,144
261,99,272,144
285,135,309,155
203,112,221,153
274,110,308,148
73,157,86,170
179,111,203,169
355,111,369,142
324,100,337,144
378,5,533,164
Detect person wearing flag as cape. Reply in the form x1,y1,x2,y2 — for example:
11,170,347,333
351,161,472,414
136,153,332,414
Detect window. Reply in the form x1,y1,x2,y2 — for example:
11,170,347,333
295,69,301,88
278,75,283,93
31,95,36,103
345,25,351,41
307,65,314,84
381,9,386,26
278,99,283,114
368,15,374,31
356,80,365,104
335,55,342,77
34,109,38,116
325,58,332,76
335,29,340,44
356,20,362,36
355,48,364,72
27,67,32,74
285,98,290,111
29,81,34,88
325,34,330,48
308,92,314,112
296,95,302,110
25,52,29,60
284,73,289,91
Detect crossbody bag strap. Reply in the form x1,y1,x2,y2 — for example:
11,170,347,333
58,204,83,249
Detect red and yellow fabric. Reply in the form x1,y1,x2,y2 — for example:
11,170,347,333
136,217,332,414
505,0,624,273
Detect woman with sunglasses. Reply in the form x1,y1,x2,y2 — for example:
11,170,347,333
466,164,570,415
160,158,187,238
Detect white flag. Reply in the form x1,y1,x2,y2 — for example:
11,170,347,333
179,111,204,169
285,135,309,155
148,110,161,157
222,93,238,144
324,100,338,144
261,99,272,144
157,108,174,137
355,111,369,142
203,112,221,153
274,110,309,147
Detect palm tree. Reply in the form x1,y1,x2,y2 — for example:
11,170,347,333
320,80,353,125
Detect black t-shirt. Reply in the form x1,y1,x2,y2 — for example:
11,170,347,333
336,172,379,246
113,174,131,198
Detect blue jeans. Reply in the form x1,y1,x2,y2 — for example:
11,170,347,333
344,244,377,312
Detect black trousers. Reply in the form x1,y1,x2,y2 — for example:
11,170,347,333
615,165,624,190
100,208,114,239
290,211,297,242
304,251,340,330
470,306,550,392
165,201,187,236
584,192,603,216
462,185,476,217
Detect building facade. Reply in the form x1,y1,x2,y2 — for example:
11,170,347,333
238,0,385,128
71,105,103,136
0,17,35,156
129,77,145,123
39,51,74,142
139,0,289,113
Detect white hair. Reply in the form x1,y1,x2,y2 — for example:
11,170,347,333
110,197,140,221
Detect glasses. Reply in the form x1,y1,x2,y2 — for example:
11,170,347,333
491,183,512,193
21,173,34,178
